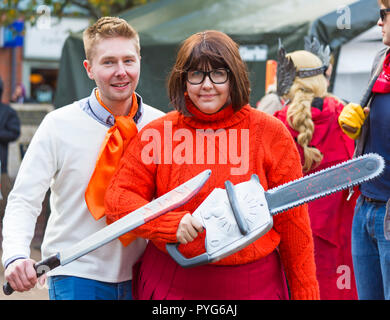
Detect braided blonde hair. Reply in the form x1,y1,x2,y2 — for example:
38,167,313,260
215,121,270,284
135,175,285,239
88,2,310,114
284,50,328,172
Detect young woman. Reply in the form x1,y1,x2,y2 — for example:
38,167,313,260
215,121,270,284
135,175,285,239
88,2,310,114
105,30,319,300
274,49,358,299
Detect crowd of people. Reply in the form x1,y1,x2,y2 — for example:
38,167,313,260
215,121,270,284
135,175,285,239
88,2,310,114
1,0,390,300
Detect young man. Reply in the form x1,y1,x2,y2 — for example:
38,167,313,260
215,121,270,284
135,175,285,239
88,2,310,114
2,17,164,300
338,0,390,300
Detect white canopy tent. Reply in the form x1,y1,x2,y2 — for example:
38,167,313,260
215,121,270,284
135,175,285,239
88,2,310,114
333,25,386,103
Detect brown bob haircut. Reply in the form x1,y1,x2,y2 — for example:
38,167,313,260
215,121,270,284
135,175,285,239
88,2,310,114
168,30,250,114
380,0,390,8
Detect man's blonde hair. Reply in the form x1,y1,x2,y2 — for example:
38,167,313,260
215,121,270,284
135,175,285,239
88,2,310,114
83,16,140,62
380,0,390,8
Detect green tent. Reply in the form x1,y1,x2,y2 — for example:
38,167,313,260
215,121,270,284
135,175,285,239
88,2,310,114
54,0,379,112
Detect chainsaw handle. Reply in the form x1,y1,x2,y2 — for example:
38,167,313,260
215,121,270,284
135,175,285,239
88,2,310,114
166,243,211,268
225,180,249,235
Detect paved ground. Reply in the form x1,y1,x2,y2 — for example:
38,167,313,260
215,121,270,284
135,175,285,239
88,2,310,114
0,193,50,300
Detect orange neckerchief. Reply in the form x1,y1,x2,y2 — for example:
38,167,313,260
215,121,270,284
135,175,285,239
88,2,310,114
85,89,139,246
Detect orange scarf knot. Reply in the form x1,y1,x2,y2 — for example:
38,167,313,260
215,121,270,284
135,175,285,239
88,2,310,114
85,90,139,246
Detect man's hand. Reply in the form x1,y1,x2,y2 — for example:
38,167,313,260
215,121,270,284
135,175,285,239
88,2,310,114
4,258,38,292
176,213,204,244
338,103,370,140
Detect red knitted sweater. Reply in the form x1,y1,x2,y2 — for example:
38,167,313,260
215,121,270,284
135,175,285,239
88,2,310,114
105,102,320,300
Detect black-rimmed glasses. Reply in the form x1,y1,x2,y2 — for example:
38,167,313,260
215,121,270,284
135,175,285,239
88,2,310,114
186,68,230,85
380,8,390,21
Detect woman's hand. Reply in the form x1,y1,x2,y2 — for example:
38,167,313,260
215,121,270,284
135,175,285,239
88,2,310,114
176,213,204,244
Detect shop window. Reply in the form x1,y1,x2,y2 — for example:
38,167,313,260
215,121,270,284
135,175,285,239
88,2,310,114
30,68,58,103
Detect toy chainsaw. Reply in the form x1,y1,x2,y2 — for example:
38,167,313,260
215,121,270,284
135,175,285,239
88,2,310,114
166,153,385,268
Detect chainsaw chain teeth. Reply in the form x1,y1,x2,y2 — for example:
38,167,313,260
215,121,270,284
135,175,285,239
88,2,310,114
269,153,385,215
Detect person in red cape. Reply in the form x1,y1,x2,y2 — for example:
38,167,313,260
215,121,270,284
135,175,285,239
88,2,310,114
105,30,320,300
274,48,358,300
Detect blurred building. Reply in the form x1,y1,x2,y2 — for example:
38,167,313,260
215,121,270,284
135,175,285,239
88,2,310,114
0,21,24,104
1,17,88,104
0,17,89,179
333,25,385,104
23,17,89,104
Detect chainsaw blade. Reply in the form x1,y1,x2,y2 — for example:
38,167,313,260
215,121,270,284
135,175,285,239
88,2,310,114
265,153,385,215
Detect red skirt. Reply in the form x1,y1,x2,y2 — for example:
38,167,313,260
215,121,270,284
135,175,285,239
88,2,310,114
313,235,358,300
132,242,289,300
